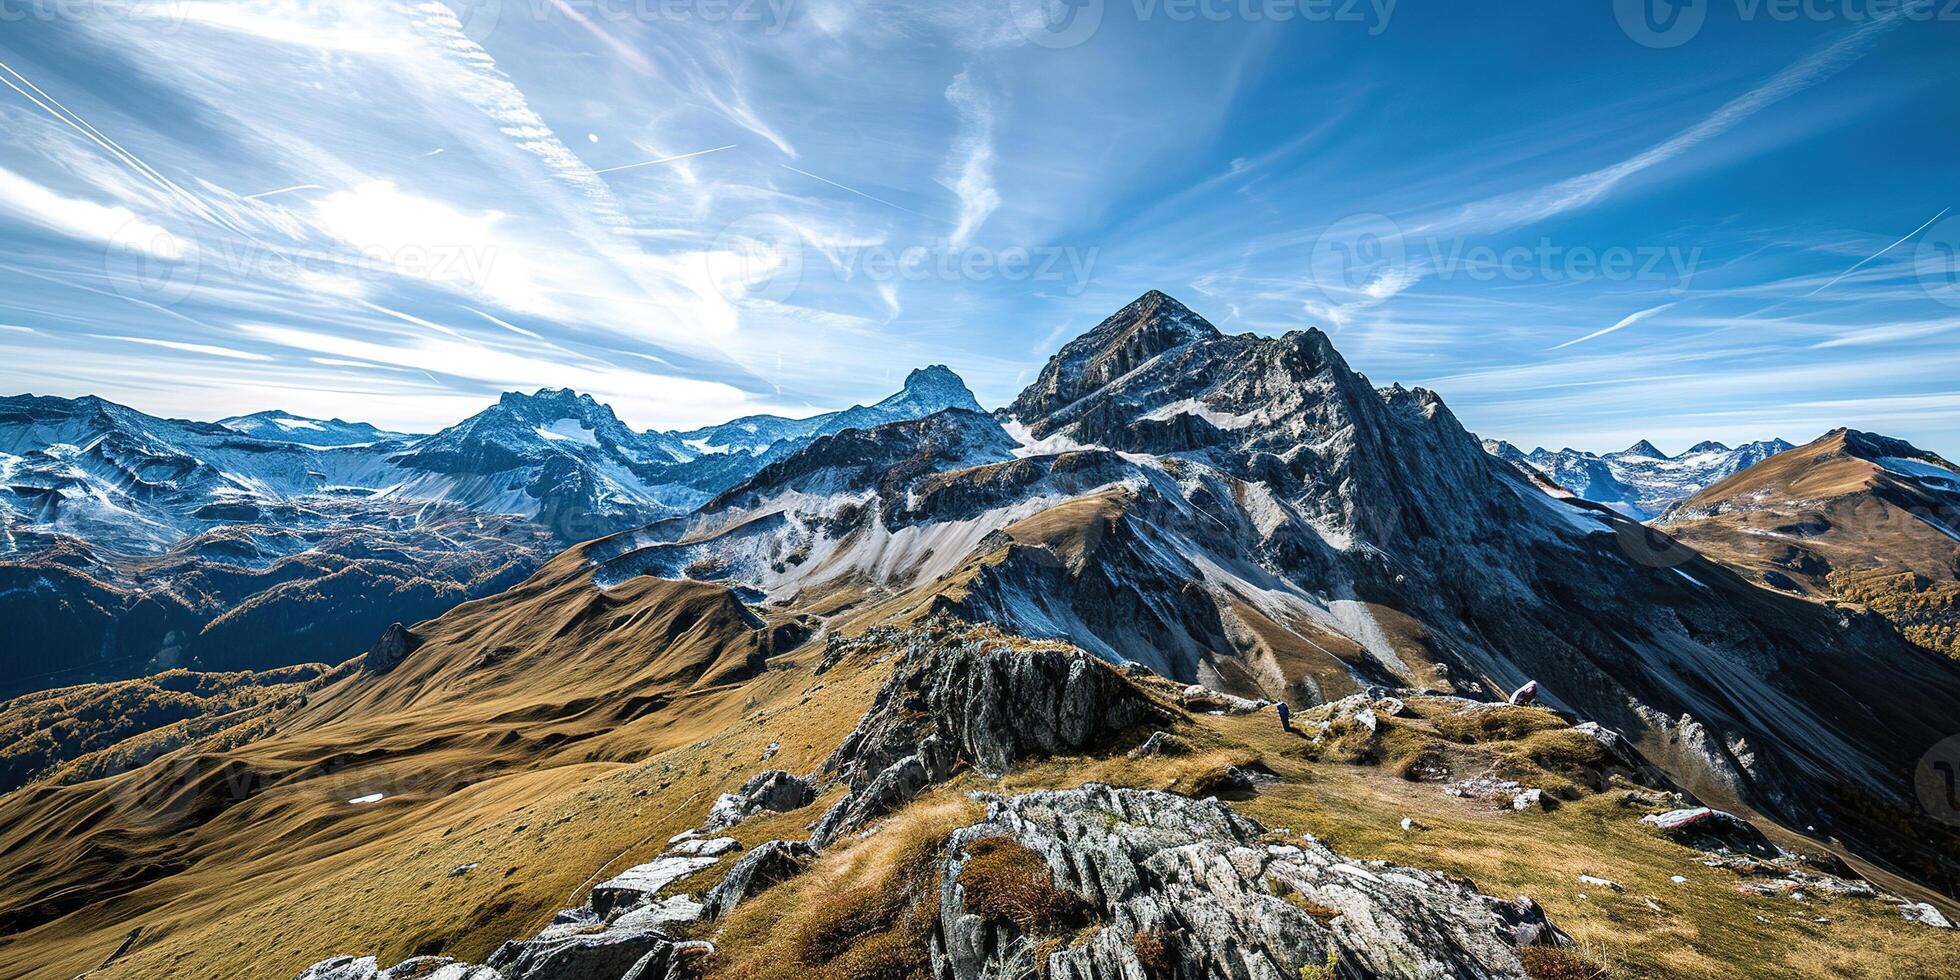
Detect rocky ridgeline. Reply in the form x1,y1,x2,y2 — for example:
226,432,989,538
934,784,1560,979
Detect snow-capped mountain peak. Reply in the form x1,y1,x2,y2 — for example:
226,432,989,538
1009,290,1223,424
1611,439,1667,460
876,364,984,417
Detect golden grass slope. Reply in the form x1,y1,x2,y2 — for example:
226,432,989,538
2,530,1957,979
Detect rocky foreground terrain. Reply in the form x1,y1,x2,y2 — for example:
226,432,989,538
2,293,1957,979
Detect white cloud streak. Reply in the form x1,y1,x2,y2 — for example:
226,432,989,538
1429,3,1923,236
1548,303,1674,351
938,69,999,248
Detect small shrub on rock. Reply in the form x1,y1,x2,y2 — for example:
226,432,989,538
1519,945,1611,980
1132,928,1176,975
958,837,1090,933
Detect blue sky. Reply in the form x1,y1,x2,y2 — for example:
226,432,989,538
0,0,1955,452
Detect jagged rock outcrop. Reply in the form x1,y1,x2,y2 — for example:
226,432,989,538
702,839,817,918
363,623,423,674
703,770,816,830
295,827,736,980
297,955,501,980
484,929,710,980
931,784,1562,979
809,628,1170,846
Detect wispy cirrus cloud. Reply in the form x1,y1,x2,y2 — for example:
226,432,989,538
938,69,999,249
1425,1,1927,237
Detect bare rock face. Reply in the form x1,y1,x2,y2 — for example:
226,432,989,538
703,770,816,830
363,623,423,674
1008,290,1221,428
809,628,1170,846
931,785,1561,980
702,839,817,918
297,956,500,980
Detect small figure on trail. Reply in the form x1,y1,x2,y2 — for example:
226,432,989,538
1276,700,1294,733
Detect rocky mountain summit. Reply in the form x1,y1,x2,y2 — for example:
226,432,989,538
593,291,1960,893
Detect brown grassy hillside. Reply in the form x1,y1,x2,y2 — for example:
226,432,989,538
1660,429,1960,658
2,539,1955,979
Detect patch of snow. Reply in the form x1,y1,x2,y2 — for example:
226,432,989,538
1138,398,1257,430
1877,456,1960,487
271,417,325,432
533,419,600,447
347,792,385,804
1001,417,1106,459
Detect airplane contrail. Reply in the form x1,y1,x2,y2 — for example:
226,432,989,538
779,164,932,218
1549,303,1675,351
0,58,245,236
589,145,736,175
1805,205,1950,296
246,184,327,200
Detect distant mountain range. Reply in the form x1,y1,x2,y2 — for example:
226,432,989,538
1482,437,1796,520
0,368,979,694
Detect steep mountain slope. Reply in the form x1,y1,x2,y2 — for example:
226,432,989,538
0,663,325,792
1483,438,1795,520
0,549,821,980
595,292,1960,892
1659,429,1960,657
